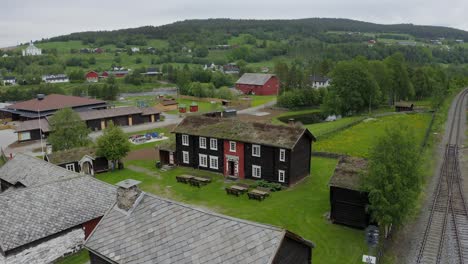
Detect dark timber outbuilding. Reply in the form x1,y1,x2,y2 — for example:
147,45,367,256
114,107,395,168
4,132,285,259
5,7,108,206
394,101,414,112
329,156,370,229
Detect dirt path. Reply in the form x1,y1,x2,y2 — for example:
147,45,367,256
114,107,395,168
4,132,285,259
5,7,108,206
126,164,161,179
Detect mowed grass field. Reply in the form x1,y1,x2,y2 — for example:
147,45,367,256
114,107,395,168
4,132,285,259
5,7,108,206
314,113,432,157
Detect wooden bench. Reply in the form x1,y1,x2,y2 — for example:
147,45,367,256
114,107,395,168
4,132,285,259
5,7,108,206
189,176,212,188
225,183,249,196
247,187,270,201
176,174,194,183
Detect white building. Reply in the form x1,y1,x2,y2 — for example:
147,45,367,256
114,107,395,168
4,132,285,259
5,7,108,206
42,74,69,84
310,75,331,88
22,41,42,56
131,47,140,53
2,76,16,86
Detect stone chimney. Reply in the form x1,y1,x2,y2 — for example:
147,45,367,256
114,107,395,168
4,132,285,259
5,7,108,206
116,179,142,211
37,94,45,100
288,118,295,126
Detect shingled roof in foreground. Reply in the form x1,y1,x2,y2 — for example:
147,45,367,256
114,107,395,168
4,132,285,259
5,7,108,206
85,192,314,264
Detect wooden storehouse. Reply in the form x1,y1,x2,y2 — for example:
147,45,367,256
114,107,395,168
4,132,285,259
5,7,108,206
395,101,414,112
329,156,370,229
45,147,109,175
157,139,176,166
172,115,316,186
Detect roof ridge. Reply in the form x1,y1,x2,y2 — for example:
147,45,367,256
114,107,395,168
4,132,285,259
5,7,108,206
141,192,284,232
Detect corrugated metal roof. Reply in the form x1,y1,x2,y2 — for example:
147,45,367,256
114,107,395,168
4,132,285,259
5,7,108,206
235,73,275,86
7,94,106,112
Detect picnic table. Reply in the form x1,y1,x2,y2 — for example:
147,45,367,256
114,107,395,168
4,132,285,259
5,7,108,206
247,188,270,201
176,174,194,183
189,176,211,187
225,185,249,196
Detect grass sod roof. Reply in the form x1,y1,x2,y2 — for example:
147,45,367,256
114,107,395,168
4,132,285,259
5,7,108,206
46,147,98,165
328,156,368,191
173,115,315,149
157,137,176,152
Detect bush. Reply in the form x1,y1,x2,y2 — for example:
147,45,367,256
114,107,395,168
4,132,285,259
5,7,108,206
277,88,325,109
252,180,283,192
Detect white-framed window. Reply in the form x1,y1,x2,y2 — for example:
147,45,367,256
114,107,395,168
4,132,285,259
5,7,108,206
230,141,236,152
65,163,75,172
252,144,261,157
252,165,261,178
278,170,285,183
279,149,286,162
199,137,207,149
210,138,218,150
182,151,189,164
182,134,189,146
199,154,208,167
209,156,218,169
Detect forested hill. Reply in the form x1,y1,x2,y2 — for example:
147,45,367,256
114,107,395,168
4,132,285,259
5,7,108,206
48,18,468,44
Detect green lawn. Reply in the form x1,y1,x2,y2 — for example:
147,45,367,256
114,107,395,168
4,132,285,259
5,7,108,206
94,157,366,264
246,95,277,107
314,113,432,157
55,249,89,264
306,116,364,138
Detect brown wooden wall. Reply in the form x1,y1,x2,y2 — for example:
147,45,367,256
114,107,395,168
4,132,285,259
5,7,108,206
330,186,370,229
273,236,312,264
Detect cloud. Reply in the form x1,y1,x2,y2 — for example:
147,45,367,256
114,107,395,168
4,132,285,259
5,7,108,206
1,0,467,47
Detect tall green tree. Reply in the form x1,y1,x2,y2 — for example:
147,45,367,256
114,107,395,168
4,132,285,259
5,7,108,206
322,60,379,115
96,122,131,169
384,53,414,103
48,108,90,151
364,125,422,237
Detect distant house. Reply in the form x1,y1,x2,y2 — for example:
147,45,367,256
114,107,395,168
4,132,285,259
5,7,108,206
131,47,140,53
172,115,316,186
310,75,331,88
397,41,417,46
80,48,91,54
42,74,69,83
85,179,315,264
142,67,161,76
106,69,129,78
22,41,42,56
235,73,280,95
395,101,414,112
222,63,240,74
155,98,178,111
85,71,99,82
45,147,109,175
0,162,115,263
0,153,77,192
93,48,103,53
2,76,16,85
329,156,370,229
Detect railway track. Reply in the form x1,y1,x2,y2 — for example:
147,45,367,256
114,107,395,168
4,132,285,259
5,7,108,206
416,89,468,264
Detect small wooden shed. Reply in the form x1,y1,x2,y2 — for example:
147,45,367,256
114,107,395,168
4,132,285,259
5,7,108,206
189,102,198,112
178,104,187,113
157,140,176,166
329,156,370,229
395,101,414,112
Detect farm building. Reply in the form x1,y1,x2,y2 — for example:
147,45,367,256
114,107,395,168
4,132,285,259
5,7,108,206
45,147,109,175
85,179,315,264
14,106,161,142
0,153,77,192
0,174,115,263
85,71,99,82
2,76,16,85
42,74,69,83
157,139,176,166
0,94,107,121
172,115,315,186
395,101,414,112
235,73,280,95
329,156,370,229
155,98,178,111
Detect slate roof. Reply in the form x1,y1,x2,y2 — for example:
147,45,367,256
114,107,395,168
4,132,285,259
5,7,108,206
236,73,275,86
141,107,160,116
310,75,330,83
85,192,312,264
161,99,177,106
6,94,106,112
0,153,77,187
46,147,98,165
329,156,368,191
0,175,116,253
15,118,50,132
78,106,142,121
173,115,315,149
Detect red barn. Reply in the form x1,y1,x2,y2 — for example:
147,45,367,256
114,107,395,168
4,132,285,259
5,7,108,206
85,71,99,82
101,71,109,78
235,73,279,95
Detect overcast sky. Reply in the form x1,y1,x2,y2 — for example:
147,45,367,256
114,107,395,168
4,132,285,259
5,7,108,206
1,0,467,47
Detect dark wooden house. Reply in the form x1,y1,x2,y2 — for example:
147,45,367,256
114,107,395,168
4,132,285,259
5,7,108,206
172,115,316,186
395,101,414,112
329,156,370,229
45,147,109,175
85,179,315,264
